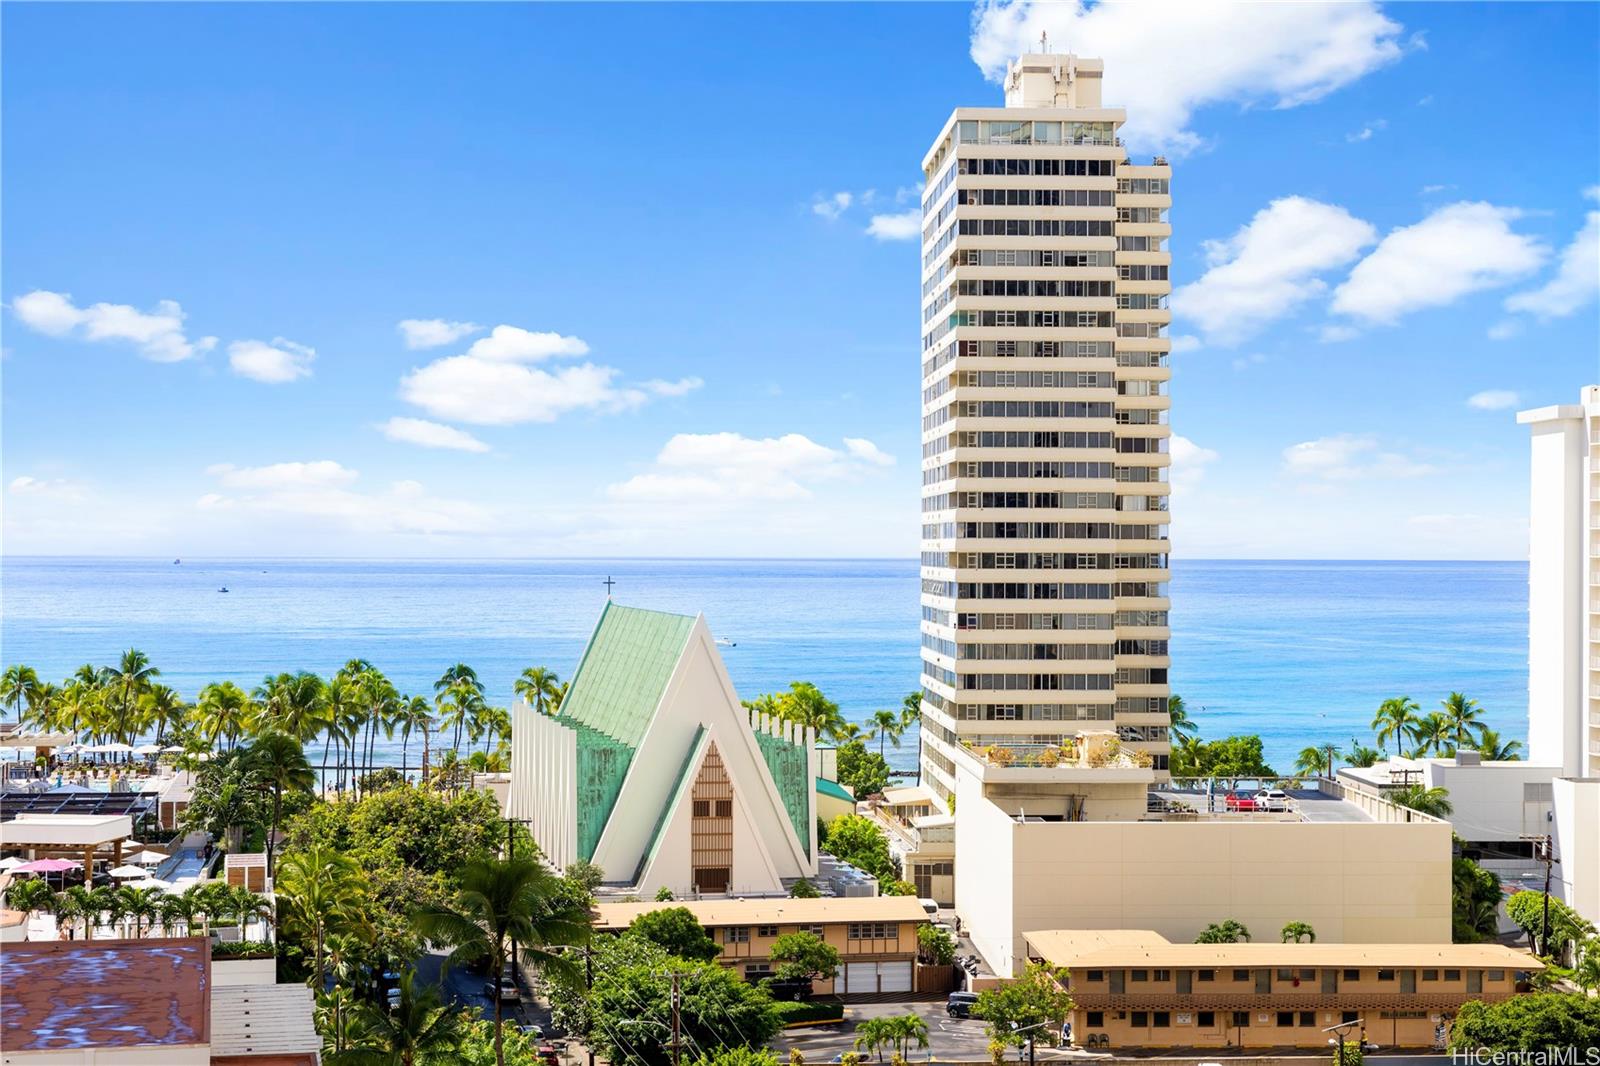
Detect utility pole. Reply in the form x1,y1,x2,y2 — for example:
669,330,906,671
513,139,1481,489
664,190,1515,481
1520,833,1558,955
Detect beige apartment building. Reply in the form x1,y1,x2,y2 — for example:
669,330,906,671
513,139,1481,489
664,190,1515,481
917,53,1173,808
1024,929,1539,1051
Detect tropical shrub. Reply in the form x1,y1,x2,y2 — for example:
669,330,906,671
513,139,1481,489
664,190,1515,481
1448,993,1600,1051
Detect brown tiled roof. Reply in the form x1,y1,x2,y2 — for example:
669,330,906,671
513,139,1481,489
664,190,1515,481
1071,991,1521,1011
0,936,209,1052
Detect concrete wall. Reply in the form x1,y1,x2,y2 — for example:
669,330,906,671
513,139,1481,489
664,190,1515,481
1553,777,1600,925
211,958,277,986
1418,760,1559,842
506,705,578,869
958,802,1452,977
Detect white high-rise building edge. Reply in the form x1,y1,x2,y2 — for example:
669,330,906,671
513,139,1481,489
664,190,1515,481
917,54,1173,800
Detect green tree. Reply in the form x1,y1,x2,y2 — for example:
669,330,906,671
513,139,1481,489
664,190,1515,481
112,648,159,743
1474,728,1523,761
5,877,54,919
853,1015,930,1063
335,970,466,1066
972,962,1074,1048
768,930,840,984
1505,890,1596,958
789,878,820,898
1165,693,1196,744
1279,921,1315,943
1169,735,1274,778
248,731,317,876
434,664,485,755
254,670,327,745
565,860,605,892
277,846,370,990
412,857,590,1066
917,924,956,965
777,682,845,741
835,740,891,799
869,709,904,759
1,664,41,723
1344,738,1381,768
1453,855,1503,943
1440,692,1489,751
1408,712,1454,758
1195,919,1252,944
197,681,252,751
1372,696,1420,757
513,667,562,716
180,747,269,851
628,906,721,961
1389,784,1453,818
116,885,162,938
690,1050,780,1066
818,814,897,883
1294,746,1330,777
1448,994,1600,1051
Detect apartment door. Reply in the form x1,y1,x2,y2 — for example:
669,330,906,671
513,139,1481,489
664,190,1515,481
1400,970,1416,994
1466,971,1483,994
1255,970,1271,994
1322,970,1339,994
1176,971,1192,995
1109,971,1125,995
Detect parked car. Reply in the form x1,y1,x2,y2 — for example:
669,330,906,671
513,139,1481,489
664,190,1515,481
1222,792,1257,811
518,1024,543,1040
1254,788,1289,811
918,898,939,917
946,991,980,1018
484,977,520,1003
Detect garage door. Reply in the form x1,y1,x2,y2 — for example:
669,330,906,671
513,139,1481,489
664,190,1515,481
843,962,877,994
879,961,912,994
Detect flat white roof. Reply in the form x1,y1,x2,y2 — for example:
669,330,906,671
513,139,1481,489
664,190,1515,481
210,983,321,1058
0,813,134,846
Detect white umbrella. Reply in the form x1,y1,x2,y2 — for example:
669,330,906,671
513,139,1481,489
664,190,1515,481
109,864,150,879
96,743,135,754
125,850,168,865
161,746,185,754
0,856,26,871
132,744,163,756
121,878,171,891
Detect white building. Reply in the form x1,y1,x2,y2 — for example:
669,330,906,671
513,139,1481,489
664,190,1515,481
916,52,1174,808
506,602,818,898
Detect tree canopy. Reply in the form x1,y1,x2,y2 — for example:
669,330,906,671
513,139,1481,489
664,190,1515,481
1448,994,1600,1051
1168,735,1275,778
628,907,721,961
818,813,898,883
972,962,1074,1047
835,740,892,798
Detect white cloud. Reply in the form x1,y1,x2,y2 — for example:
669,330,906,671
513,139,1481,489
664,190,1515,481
608,432,895,503
1420,183,1454,195
813,192,853,220
643,377,704,398
1346,119,1387,143
400,357,645,426
1318,325,1360,343
1168,435,1218,493
1331,202,1546,325
228,337,315,383
1282,434,1435,481
464,325,589,363
1466,390,1520,411
1231,353,1267,372
206,460,358,490
378,417,491,453
865,210,921,241
1503,190,1600,319
200,461,488,536
1486,320,1522,341
1171,197,1375,344
8,475,85,501
843,438,897,467
969,0,1406,152
398,318,481,349
1169,334,1201,354
10,290,217,362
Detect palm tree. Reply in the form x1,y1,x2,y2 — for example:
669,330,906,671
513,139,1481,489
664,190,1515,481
276,847,369,990
870,709,903,759
337,970,466,1066
1409,712,1454,758
394,696,432,779
411,857,591,1066
198,681,252,752
1372,696,1420,757
247,731,316,877
316,986,362,1059
230,885,273,943
159,891,196,938
116,885,161,938
21,682,59,732
1,664,41,723
1194,919,1251,944
254,671,327,745
776,682,845,741
1389,784,1454,818
1475,728,1523,761
56,885,97,940
138,684,187,747
5,878,54,922
1294,746,1328,777
514,667,562,716
356,669,400,795
1166,693,1197,744
113,649,159,743
434,664,484,756
1280,921,1316,943
1440,692,1489,750
549,680,570,713
1345,738,1381,768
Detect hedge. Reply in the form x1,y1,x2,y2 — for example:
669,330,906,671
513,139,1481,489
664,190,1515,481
775,999,845,1026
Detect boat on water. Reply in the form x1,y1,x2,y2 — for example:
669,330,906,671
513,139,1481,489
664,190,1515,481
218,586,230,593
715,637,737,648
173,558,181,564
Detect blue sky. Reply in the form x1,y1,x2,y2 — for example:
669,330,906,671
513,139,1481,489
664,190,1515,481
3,1,1596,559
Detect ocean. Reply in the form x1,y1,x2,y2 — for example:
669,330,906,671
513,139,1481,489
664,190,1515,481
0,557,1529,776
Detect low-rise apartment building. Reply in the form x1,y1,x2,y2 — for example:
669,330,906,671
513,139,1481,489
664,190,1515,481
593,895,929,997
1024,929,1540,1051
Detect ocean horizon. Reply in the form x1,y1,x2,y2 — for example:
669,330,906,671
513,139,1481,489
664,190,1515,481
0,556,1529,777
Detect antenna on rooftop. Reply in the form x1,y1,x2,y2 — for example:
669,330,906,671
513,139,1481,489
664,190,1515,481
1040,30,1048,53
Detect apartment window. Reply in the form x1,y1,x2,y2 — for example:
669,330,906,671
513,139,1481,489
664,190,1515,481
1152,1012,1170,1028
744,963,773,981
1276,969,1294,981
1153,969,1171,982
798,924,825,937
1197,1012,1215,1028
693,800,711,817
1232,970,1250,982
1444,969,1461,981
1087,1012,1104,1028
1377,969,1396,981
715,800,733,817
1488,969,1506,982
1422,969,1439,981
1196,969,1215,982
757,925,778,938
1130,969,1148,982
1343,1011,1360,1024
725,927,749,944
1232,1012,1251,1028
848,922,892,940
1277,1012,1295,1028
1131,1012,1148,1028
1086,970,1104,982
1343,969,1360,981
1300,1012,1317,1028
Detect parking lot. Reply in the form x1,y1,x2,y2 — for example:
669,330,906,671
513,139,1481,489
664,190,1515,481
775,999,1078,1063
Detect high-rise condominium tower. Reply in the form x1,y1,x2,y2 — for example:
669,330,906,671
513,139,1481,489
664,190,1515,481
917,54,1173,801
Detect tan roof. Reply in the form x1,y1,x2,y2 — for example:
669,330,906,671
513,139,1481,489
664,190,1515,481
211,983,320,1058
1023,929,1543,971
595,894,929,930
881,785,937,807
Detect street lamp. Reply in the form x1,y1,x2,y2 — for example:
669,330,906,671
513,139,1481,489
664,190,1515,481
1011,1019,1054,1066
1323,1019,1373,1064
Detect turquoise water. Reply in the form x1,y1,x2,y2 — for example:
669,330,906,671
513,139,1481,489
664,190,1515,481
0,557,1528,774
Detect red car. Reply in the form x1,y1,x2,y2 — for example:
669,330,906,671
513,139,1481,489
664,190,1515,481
1223,792,1257,812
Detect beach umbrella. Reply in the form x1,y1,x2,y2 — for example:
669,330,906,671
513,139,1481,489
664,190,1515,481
13,858,79,874
161,746,185,754
97,743,135,754
125,850,168,866
0,856,26,871
132,744,163,756
109,864,150,879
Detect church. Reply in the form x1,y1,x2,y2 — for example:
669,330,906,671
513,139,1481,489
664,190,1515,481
507,602,819,896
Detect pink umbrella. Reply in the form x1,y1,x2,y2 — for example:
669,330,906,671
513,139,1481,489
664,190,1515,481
13,858,79,873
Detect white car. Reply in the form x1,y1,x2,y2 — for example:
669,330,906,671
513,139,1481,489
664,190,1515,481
1255,789,1290,811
